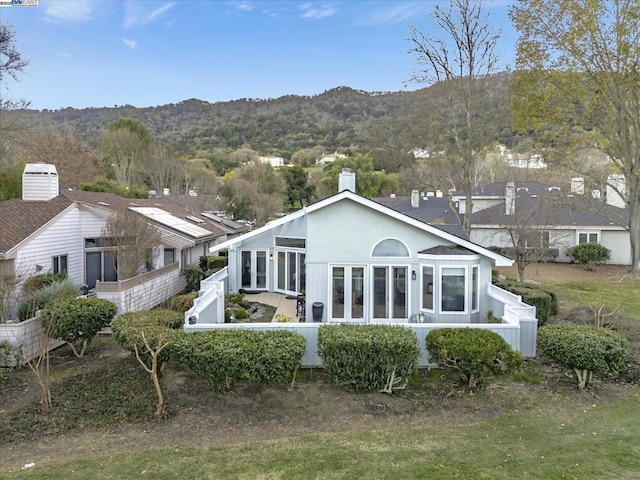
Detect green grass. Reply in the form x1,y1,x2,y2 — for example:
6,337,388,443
550,281,640,320
4,395,640,479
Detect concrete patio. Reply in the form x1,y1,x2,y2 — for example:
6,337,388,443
243,292,301,322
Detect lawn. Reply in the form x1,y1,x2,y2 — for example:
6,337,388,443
1,268,639,479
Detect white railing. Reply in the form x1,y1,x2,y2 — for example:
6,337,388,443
185,268,229,326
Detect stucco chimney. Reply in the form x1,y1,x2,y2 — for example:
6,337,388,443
22,163,59,201
571,177,584,195
338,168,356,193
505,182,516,215
411,190,419,208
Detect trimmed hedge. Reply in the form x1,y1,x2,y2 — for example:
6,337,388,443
426,328,523,389
175,329,306,390
538,324,628,389
495,281,558,326
112,310,184,370
41,297,117,357
317,324,420,393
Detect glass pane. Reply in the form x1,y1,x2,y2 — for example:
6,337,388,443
393,267,407,318
256,251,267,288
275,237,306,248
241,251,251,287
578,233,587,244
277,252,286,290
104,252,117,281
332,267,345,319
288,251,297,292
442,268,465,312
351,267,364,319
85,252,101,289
422,266,433,310
471,267,478,311
299,253,306,292
373,267,388,318
372,239,409,257
163,249,175,266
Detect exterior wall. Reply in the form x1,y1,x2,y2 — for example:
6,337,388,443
0,313,64,364
14,206,106,291
601,230,631,264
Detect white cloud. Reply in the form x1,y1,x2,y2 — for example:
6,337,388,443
299,3,337,20
124,1,176,28
234,1,253,12
122,38,138,49
43,0,95,24
358,2,425,26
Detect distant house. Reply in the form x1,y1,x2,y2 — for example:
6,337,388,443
259,156,285,168
377,181,631,265
316,151,347,165
0,163,247,320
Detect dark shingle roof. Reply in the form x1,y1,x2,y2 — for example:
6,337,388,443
419,245,477,255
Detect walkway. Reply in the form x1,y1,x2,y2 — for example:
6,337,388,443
243,292,301,322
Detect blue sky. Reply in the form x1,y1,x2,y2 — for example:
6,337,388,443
1,1,516,110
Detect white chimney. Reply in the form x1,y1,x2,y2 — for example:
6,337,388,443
162,188,170,196
606,174,626,208
571,177,584,195
505,182,516,215
338,168,356,193
411,190,419,208
22,163,59,201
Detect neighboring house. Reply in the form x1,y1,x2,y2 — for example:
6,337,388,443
259,156,285,168
186,170,539,363
377,181,631,265
0,163,246,319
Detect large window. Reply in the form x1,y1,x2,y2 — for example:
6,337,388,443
441,267,466,313
163,248,175,266
330,266,364,321
52,255,68,274
372,239,409,257
578,232,599,244
421,266,434,311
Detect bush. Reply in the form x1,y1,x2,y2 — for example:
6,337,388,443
226,293,245,306
112,310,184,371
318,324,420,393
0,339,24,368
164,292,199,313
494,281,557,325
234,308,249,320
41,297,117,357
22,272,67,296
568,243,611,270
199,255,227,273
426,328,523,389
182,266,201,292
538,324,628,389
17,278,80,321
175,329,305,390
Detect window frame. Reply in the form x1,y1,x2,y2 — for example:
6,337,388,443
420,264,435,312
52,254,68,274
439,265,468,314
577,231,600,244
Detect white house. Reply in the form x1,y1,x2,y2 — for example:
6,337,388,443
185,170,539,364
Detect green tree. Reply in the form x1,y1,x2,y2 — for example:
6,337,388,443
0,161,23,200
408,0,504,236
220,162,286,226
280,164,312,208
318,154,398,198
510,0,640,276
101,118,153,187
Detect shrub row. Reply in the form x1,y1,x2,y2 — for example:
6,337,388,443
494,280,558,326
174,330,306,390
318,324,420,392
17,278,80,321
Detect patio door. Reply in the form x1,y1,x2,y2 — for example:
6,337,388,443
330,266,365,321
241,250,267,290
372,266,408,320
276,250,306,295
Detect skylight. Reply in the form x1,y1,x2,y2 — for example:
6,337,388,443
129,207,211,238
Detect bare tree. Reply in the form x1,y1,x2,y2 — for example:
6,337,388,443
0,24,29,112
102,208,160,281
408,0,503,236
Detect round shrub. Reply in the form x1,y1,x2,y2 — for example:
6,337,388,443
318,324,420,393
41,297,117,357
538,324,628,389
495,281,557,325
426,328,523,389
568,243,611,270
164,292,199,313
234,308,249,320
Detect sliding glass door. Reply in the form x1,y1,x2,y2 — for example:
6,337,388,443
241,250,267,290
372,266,408,320
330,266,365,321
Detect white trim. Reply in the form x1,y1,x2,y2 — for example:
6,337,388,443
439,265,469,315
210,191,514,266
370,264,410,322
576,230,601,244
418,253,482,261
471,265,480,313
328,264,368,323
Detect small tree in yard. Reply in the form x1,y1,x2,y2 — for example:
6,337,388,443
112,310,183,417
538,324,628,390
568,243,611,271
41,297,117,358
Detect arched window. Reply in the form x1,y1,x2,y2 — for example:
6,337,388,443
372,239,409,257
